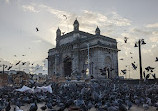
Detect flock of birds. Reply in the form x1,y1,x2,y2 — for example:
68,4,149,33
1,26,39,69
119,37,158,80
0,81,158,111
0,54,46,74
0,27,48,74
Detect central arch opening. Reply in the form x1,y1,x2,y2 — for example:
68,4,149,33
64,57,72,77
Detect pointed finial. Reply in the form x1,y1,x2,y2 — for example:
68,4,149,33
56,27,61,37
95,26,100,35
73,19,79,31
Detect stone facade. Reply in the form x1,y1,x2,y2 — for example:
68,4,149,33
48,19,119,79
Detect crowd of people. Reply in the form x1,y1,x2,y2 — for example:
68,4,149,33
0,79,158,111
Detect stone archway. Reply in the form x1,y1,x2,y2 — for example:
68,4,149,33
63,56,72,77
105,56,112,78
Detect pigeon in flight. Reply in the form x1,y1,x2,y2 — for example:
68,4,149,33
22,55,26,56
22,62,26,65
15,61,21,65
120,58,124,60
155,57,158,62
146,74,150,79
131,63,137,70
124,37,128,43
36,27,39,32
63,15,67,19
5,65,7,68
145,67,150,72
121,69,127,74
145,66,154,72
152,74,156,79
7,66,12,70
149,66,154,70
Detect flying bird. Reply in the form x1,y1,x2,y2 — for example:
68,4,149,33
152,74,156,79
145,66,155,72
5,65,7,68
36,27,39,32
131,63,137,70
124,37,128,43
22,62,26,65
146,74,150,79
120,58,124,60
15,61,21,65
145,67,150,72
149,66,154,70
63,15,67,19
121,69,127,75
7,66,12,70
155,57,158,62
22,55,26,56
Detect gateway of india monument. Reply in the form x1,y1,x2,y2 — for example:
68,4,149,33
48,19,119,79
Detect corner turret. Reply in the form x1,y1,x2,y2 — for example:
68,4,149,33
73,19,79,31
95,26,100,35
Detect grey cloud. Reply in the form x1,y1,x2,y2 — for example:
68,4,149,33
146,23,158,28
22,5,39,13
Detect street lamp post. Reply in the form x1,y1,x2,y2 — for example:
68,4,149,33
87,43,90,77
3,64,5,74
134,39,146,80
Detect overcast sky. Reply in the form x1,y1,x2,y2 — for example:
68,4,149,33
0,0,158,78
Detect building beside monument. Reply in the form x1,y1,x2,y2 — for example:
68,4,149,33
48,19,119,79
